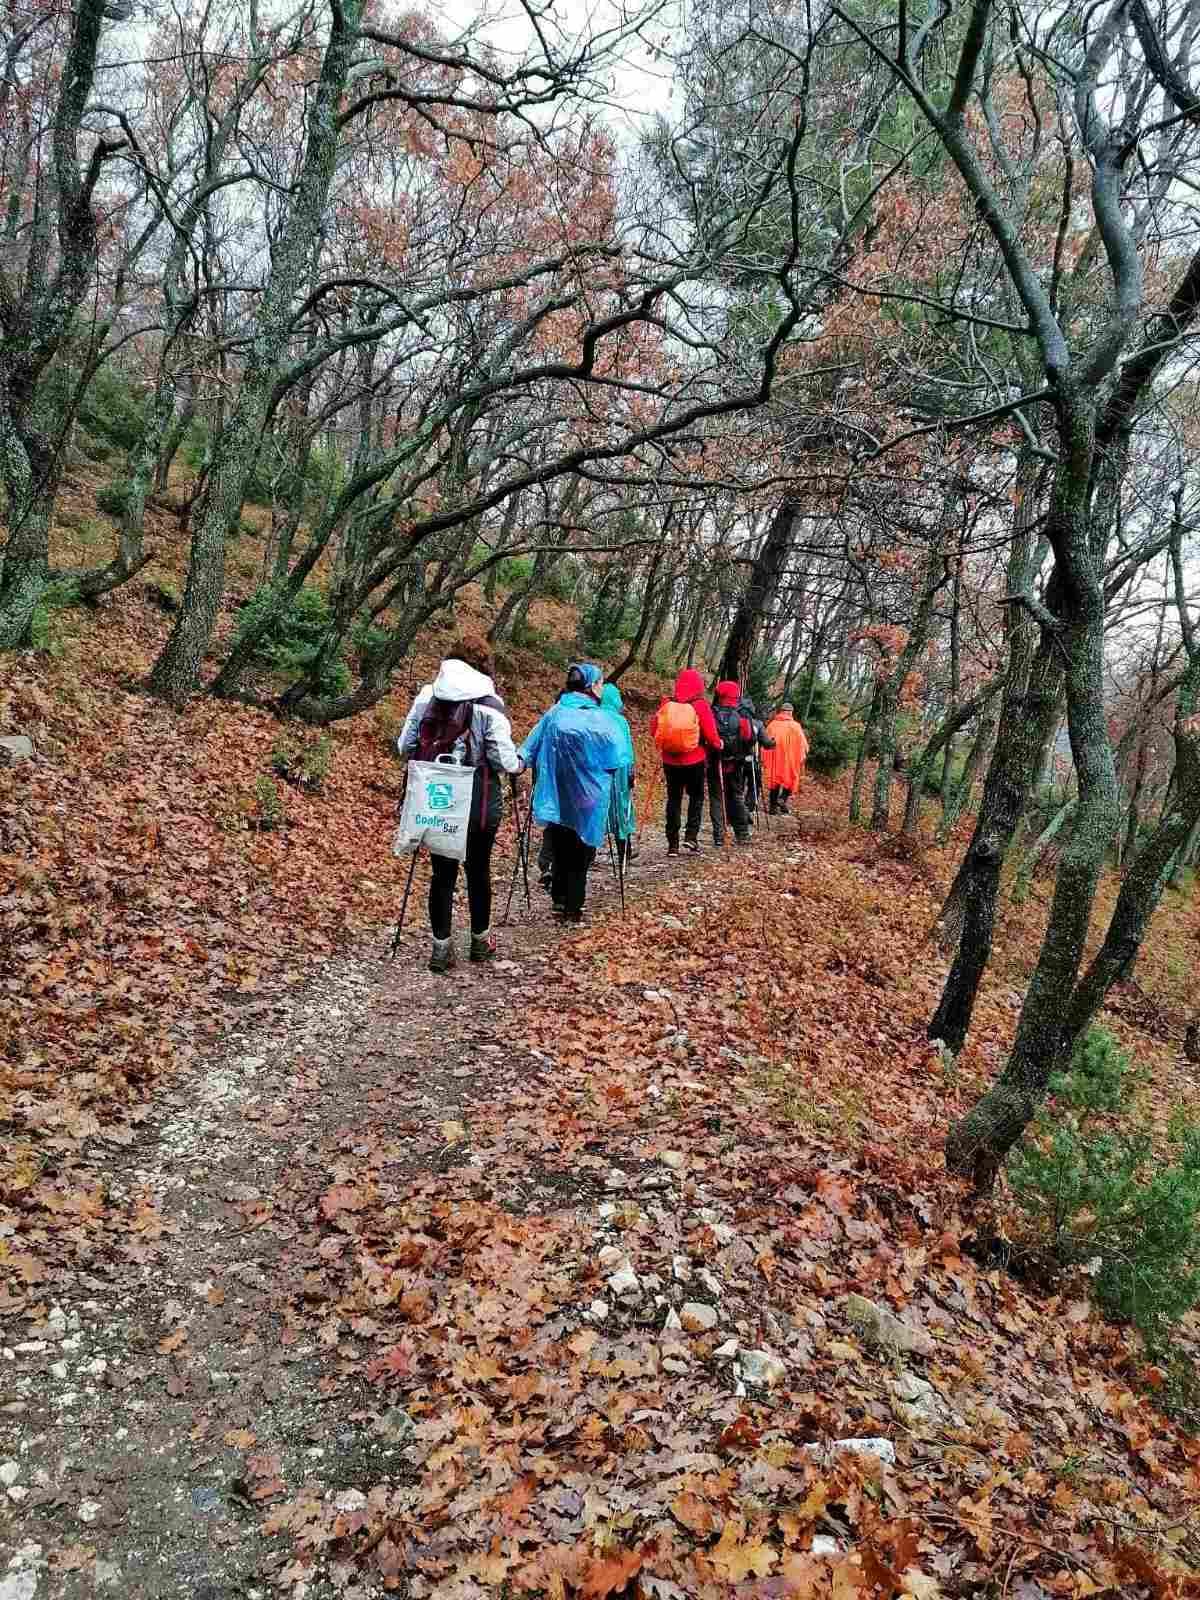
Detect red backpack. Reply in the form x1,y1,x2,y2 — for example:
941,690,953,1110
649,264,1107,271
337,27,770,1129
416,698,477,762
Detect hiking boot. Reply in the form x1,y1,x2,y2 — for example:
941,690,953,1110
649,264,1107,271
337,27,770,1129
683,838,701,854
470,930,496,963
666,842,680,857
627,841,640,862
735,832,751,845
429,937,456,974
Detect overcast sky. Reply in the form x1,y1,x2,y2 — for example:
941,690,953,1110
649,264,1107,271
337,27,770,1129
434,0,680,142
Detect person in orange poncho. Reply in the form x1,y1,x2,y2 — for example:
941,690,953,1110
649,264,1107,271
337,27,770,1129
763,702,809,814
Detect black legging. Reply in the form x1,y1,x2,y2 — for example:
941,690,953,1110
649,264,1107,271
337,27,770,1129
664,762,705,846
429,826,498,938
544,822,596,915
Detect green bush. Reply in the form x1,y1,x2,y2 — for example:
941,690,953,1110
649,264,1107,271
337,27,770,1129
1008,1119,1200,1350
784,674,854,777
95,480,133,518
253,775,285,830
580,585,637,657
77,364,150,453
270,732,333,792
511,620,569,668
1050,1026,1135,1118
745,651,782,709
233,586,350,697
78,435,113,464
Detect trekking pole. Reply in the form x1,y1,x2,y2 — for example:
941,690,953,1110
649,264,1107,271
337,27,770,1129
511,774,532,912
503,774,535,924
390,846,421,958
608,784,627,914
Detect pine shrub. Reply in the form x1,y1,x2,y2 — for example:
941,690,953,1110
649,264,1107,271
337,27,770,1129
233,586,350,697
1008,1097,1200,1350
1049,1026,1135,1117
784,673,854,777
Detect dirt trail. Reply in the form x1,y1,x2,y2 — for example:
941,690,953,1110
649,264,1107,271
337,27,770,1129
0,821,770,1600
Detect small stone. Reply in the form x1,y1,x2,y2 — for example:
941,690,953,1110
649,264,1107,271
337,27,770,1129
608,1265,640,1300
662,1357,689,1375
711,1223,735,1246
663,1307,682,1331
695,1268,722,1298
77,1499,101,1525
0,736,33,766
738,1349,787,1390
597,1245,624,1270
604,1169,626,1190
843,1294,934,1357
0,1570,37,1600
697,1207,719,1224
586,1299,610,1321
190,1485,221,1513
6,1487,27,1504
680,1302,718,1332
597,1202,617,1221
49,1362,68,1381
671,1255,691,1283
380,1408,415,1443
85,1358,107,1378
95,1561,120,1589
13,1343,45,1355
802,1436,896,1466
811,1535,841,1556
334,1489,367,1512
659,915,685,930
0,1463,18,1488
46,1307,67,1332
713,1338,739,1360
659,1150,686,1171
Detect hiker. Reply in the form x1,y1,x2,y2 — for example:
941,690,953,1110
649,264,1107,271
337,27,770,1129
600,682,638,867
397,639,523,972
650,667,722,855
520,663,624,923
710,680,753,845
739,693,776,823
763,701,810,814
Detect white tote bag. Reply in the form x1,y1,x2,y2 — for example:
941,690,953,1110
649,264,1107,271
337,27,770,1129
393,755,475,861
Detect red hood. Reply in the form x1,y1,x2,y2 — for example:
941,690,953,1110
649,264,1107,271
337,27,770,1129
673,667,705,701
715,680,741,707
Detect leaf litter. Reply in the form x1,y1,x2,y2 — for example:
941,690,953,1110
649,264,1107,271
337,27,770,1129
3,613,1200,1595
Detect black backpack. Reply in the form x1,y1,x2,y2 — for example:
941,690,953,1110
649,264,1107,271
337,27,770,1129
713,704,742,753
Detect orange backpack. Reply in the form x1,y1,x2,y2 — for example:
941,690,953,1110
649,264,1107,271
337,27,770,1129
655,699,701,757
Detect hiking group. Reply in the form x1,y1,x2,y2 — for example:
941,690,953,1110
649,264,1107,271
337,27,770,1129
396,641,808,972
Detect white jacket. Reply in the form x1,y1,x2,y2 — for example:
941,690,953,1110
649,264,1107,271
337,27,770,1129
398,661,522,836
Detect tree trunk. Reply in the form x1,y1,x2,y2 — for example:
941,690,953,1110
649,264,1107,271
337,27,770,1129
929,450,1052,993
145,0,361,707
946,403,1121,1186
717,499,797,685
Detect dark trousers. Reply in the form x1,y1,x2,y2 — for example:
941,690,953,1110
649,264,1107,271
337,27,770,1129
545,822,595,915
429,826,497,938
664,762,705,846
714,761,749,841
770,785,792,814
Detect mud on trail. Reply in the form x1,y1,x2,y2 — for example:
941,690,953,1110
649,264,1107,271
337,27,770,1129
4,809,1200,1600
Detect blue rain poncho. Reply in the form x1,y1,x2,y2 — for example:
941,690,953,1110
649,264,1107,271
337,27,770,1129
599,683,636,842
520,667,624,849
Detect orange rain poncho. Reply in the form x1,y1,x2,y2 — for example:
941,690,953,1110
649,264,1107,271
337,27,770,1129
763,708,809,792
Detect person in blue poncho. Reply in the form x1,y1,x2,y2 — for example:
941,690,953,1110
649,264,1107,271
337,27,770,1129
599,682,638,869
520,663,624,923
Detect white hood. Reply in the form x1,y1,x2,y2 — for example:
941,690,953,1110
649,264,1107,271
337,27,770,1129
431,658,495,702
